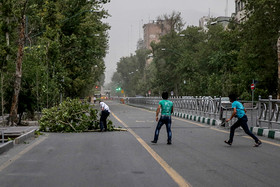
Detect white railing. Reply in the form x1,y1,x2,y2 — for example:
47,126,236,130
126,95,280,129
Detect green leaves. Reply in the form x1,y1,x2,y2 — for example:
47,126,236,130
111,48,150,97
240,0,279,96
132,2,279,98
0,0,111,115
39,98,112,132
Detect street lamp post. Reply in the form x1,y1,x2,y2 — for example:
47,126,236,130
278,34,280,99
183,80,186,96
160,37,186,96
161,47,182,96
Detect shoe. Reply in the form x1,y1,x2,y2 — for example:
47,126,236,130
254,141,262,147
151,140,157,143
224,140,232,146
167,140,172,145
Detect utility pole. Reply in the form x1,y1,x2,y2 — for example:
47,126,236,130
2,18,10,125
277,34,280,99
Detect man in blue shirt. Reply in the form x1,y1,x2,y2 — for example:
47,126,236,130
151,91,174,144
225,94,262,147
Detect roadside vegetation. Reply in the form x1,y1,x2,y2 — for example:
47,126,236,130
110,1,280,100
39,98,114,133
0,0,110,125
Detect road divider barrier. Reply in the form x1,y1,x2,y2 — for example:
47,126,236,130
251,127,280,140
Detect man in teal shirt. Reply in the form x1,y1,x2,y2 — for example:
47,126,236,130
225,94,262,147
151,92,173,144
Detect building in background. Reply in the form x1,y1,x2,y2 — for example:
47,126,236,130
235,0,247,23
199,16,211,31
211,16,231,29
143,20,171,50
137,38,145,50
199,15,231,31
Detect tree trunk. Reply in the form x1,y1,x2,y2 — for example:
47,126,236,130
278,35,280,99
9,15,26,125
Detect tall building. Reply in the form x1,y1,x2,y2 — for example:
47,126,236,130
213,16,231,29
235,0,247,23
199,16,230,31
199,16,210,31
143,20,171,50
137,39,145,50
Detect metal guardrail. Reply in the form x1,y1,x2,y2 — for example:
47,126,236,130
221,102,258,129
128,96,222,121
1,129,4,143
126,95,280,130
258,95,280,129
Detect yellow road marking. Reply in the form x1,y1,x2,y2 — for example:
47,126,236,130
242,136,280,147
210,127,229,134
111,112,191,187
0,135,48,172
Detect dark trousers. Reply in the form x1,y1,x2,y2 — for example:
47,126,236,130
229,115,259,143
100,110,110,131
153,116,172,141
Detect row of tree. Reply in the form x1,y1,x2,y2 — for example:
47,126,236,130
110,1,280,100
0,0,110,124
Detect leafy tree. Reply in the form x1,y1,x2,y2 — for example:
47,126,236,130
111,48,150,97
0,0,111,125
236,0,280,98
157,11,185,33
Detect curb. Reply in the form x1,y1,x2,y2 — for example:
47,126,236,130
0,128,37,154
250,127,280,140
127,105,223,126
172,112,280,141
0,141,14,154
173,112,222,126
14,129,37,144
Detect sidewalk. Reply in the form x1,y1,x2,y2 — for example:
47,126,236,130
0,124,39,154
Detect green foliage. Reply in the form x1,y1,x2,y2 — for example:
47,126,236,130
39,98,113,132
236,0,280,98
0,0,111,117
112,4,280,99
111,48,150,97
34,130,43,137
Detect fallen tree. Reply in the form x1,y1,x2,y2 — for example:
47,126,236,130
39,98,114,132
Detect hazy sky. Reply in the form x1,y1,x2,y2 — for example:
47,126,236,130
103,0,235,84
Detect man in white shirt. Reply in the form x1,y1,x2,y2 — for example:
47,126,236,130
99,101,110,131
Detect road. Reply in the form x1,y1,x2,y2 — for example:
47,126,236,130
0,100,280,187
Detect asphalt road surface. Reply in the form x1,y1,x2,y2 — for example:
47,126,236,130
0,100,280,187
